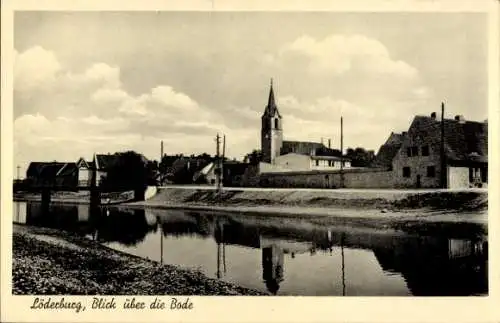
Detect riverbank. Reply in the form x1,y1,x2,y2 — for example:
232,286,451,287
15,187,488,213
142,187,488,211
12,224,266,295
14,190,135,205
121,187,487,228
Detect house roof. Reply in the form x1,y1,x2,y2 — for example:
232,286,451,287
56,163,78,176
95,154,120,170
310,155,350,161
373,132,405,167
26,162,67,179
407,115,488,163
76,157,89,168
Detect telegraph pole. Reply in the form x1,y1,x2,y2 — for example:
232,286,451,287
222,134,226,190
440,102,446,189
215,133,222,193
16,165,20,180
340,117,344,188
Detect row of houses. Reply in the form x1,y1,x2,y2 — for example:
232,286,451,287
24,154,129,188
258,112,488,189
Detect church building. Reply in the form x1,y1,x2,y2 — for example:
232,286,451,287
260,79,351,172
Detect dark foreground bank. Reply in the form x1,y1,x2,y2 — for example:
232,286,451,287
12,225,266,295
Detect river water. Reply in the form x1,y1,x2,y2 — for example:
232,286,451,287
13,201,488,296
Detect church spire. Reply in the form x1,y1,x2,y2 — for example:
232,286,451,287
264,77,280,117
268,78,276,109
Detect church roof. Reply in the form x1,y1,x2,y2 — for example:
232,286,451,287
263,79,281,117
281,141,325,155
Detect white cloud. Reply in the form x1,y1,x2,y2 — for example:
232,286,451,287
91,88,130,103
151,86,199,110
13,46,242,173
82,63,121,89
14,46,62,91
277,95,404,151
279,34,418,79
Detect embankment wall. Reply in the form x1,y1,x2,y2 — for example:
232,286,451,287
259,168,395,189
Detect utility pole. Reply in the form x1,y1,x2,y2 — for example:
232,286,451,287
340,117,344,188
16,165,20,180
440,102,447,189
222,134,226,190
215,133,222,193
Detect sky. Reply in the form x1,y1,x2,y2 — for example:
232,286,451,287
13,11,488,177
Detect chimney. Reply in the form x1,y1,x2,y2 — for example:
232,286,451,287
431,112,437,120
328,139,331,149
454,115,465,123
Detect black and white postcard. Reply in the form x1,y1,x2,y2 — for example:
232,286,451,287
1,0,499,322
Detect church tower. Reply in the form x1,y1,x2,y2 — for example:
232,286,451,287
261,78,283,164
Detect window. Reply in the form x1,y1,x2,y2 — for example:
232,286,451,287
403,167,411,178
407,146,419,157
274,118,279,129
427,166,435,177
481,167,488,183
315,160,319,166
422,145,430,156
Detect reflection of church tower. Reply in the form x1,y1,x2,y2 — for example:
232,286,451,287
261,78,283,164
262,245,284,295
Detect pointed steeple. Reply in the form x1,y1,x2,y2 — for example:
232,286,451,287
264,78,280,117
268,78,276,108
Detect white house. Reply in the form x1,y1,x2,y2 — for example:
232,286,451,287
269,153,351,172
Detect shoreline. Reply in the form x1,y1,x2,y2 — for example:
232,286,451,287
125,201,487,225
14,187,488,229
12,224,266,296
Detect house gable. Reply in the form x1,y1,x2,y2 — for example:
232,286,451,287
374,132,405,168
76,157,89,169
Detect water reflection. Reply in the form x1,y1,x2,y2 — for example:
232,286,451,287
13,201,488,296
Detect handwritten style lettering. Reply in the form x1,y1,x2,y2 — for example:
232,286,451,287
170,297,194,310
30,297,85,313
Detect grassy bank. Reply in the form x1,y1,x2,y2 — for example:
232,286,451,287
12,225,266,295
144,187,487,211
127,187,487,220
